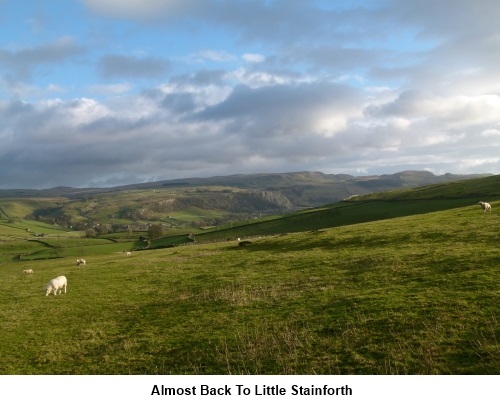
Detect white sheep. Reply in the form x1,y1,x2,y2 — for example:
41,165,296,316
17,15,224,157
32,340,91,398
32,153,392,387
478,201,492,213
76,258,87,266
124,251,132,256
23,269,33,274
45,276,67,296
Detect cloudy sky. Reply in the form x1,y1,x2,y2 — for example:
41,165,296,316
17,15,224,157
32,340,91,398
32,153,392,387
1,0,499,188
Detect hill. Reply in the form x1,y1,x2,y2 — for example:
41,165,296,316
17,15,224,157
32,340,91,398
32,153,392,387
0,184,498,374
1,174,498,261
169,174,500,244
0,171,491,235
0,170,490,203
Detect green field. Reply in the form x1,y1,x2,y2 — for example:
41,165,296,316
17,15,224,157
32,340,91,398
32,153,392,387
186,174,500,244
0,174,498,374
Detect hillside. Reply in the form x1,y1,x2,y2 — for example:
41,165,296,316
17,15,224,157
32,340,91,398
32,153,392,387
0,189,498,374
1,174,498,261
176,174,500,244
0,170,490,202
0,172,498,374
0,171,491,234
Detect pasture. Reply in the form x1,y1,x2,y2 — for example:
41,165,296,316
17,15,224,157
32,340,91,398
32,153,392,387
0,202,498,374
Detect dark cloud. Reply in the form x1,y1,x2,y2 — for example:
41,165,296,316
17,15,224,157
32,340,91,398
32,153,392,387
82,0,206,22
390,0,500,38
171,70,227,86
161,93,197,114
364,90,425,118
98,54,170,79
0,36,85,80
197,81,358,121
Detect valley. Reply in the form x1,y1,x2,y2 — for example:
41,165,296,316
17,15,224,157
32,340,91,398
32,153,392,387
0,172,498,374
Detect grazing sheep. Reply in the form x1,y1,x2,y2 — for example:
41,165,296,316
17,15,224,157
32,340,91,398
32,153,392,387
76,258,87,266
45,276,67,296
124,251,132,256
478,201,492,213
23,269,33,274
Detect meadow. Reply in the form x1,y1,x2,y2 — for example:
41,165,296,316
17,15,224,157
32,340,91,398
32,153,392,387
0,198,498,374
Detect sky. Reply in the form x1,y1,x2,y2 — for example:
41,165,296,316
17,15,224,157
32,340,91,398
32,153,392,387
1,0,499,189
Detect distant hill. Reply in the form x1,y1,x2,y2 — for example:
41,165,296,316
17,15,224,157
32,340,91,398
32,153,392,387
189,174,500,244
0,170,491,201
102,169,490,208
1,172,498,260
0,170,493,231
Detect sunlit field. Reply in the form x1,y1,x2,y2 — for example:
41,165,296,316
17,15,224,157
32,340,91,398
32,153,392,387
0,202,498,374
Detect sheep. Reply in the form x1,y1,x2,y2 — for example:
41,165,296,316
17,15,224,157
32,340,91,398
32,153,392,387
23,269,33,274
124,251,132,256
76,258,87,266
478,201,492,213
45,276,67,296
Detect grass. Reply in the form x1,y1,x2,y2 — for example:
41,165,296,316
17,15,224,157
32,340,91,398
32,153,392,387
0,203,498,374
188,197,481,243
187,174,500,243
0,198,68,219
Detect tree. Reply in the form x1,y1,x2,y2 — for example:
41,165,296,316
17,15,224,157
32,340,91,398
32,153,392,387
85,228,97,238
96,223,112,235
147,223,164,240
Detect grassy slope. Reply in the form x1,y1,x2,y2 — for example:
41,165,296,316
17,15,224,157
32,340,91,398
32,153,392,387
0,198,68,219
1,175,498,260
190,175,500,243
0,203,498,374
1,171,491,227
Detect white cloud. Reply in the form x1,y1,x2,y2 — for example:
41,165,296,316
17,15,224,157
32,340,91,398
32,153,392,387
480,128,500,137
88,83,132,96
367,92,500,131
242,53,265,63
458,158,500,173
191,50,237,63
227,67,303,88
422,95,500,128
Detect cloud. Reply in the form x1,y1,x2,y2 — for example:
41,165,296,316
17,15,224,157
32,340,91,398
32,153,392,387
390,0,500,38
98,54,170,79
480,128,500,138
242,53,265,63
190,50,237,63
0,36,85,80
80,0,382,46
366,92,500,131
88,82,133,96
195,81,360,133
0,79,354,187
82,0,205,21
2,0,500,188
1,69,499,189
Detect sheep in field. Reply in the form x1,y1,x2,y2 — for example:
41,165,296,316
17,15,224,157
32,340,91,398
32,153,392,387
76,258,87,266
23,269,33,274
124,251,132,256
45,276,67,296
478,201,492,213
